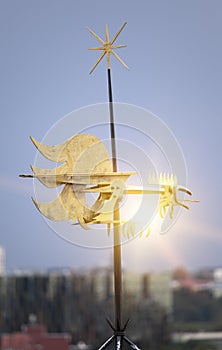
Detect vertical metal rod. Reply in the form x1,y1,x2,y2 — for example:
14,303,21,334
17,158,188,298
107,68,117,172
107,68,122,332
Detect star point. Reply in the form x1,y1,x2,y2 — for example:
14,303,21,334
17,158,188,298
87,22,128,74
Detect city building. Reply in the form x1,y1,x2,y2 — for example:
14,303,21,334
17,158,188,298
1,319,71,350
212,267,222,298
0,246,5,275
90,268,114,300
123,270,142,298
149,272,173,313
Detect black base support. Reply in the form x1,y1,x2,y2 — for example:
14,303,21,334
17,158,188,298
97,319,141,350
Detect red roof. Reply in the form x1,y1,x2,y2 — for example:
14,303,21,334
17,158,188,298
1,324,71,350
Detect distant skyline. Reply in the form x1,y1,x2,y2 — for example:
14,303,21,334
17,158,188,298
0,0,222,272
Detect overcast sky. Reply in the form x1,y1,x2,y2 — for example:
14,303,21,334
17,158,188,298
0,0,222,273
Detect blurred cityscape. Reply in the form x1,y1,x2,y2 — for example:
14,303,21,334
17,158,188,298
1,246,222,349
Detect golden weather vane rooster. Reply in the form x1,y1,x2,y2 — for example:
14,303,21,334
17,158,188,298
20,134,197,234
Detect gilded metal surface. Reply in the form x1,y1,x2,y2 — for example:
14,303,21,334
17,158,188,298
87,22,128,74
21,172,137,186
148,173,198,219
30,134,113,229
20,135,197,232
